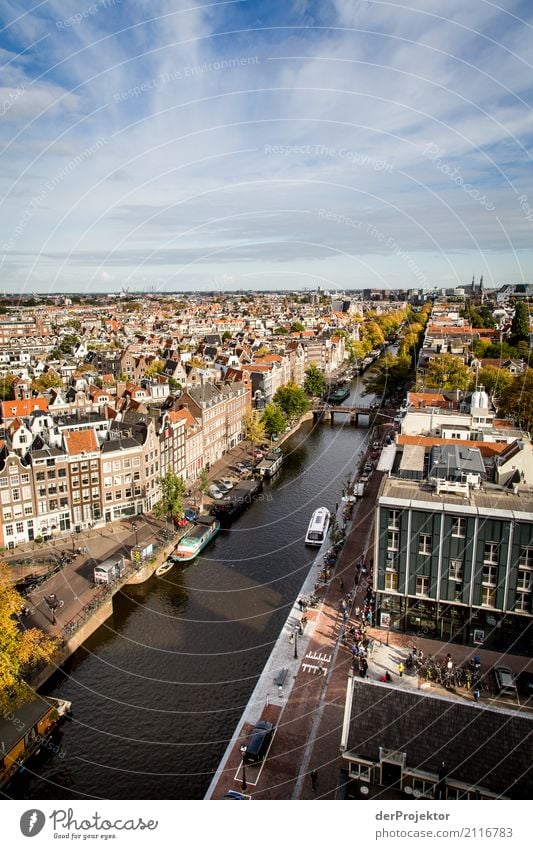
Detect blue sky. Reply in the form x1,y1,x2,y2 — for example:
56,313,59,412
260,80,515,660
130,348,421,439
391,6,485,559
1,0,532,294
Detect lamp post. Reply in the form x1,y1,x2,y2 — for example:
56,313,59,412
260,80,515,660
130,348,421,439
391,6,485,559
71,533,76,554
45,593,60,626
239,745,248,792
293,626,298,659
131,522,138,547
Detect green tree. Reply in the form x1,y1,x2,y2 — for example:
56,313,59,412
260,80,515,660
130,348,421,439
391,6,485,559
290,321,305,333
0,373,16,400
476,366,514,398
274,326,288,335
0,564,60,711
222,331,232,341
168,377,181,392
261,403,286,437
65,318,81,331
243,412,266,453
58,334,79,354
273,383,309,418
425,354,472,391
303,363,326,397
154,469,187,523
363,353,410,400
499,369,533,431
510,301,530,346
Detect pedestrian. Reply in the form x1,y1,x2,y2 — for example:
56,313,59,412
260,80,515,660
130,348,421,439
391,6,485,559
339,577,345,591
311,769,318,791
398,662,404,677
473,686,481,703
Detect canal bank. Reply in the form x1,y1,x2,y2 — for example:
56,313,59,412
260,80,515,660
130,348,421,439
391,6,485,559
5,380,374,801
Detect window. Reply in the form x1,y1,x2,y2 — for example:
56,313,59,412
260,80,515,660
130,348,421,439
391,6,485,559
453,584,463,601
515,592,530,613
519,547,533,568
449,560,463,581
49,500,58,510
517,570,533,592
47,470,55,479
451,517,466,537
115,491,122,500
12,489,20,501
21,473,29,483
105,493,112,502
36,471,45,482
113,461,121,470
416,576,430,596
58,468,66,478
24,505,33,516
387,530,399,551
82,489,90,502
349,763,372,782
72,477,79,487
388,510,400,529
9,474,19,485
419,533,432,555
133,471,140,481
484,542,499,564
3,509,12,520
385,572,398,591
482,566,497,586
103,462,111,473
481,586,496,607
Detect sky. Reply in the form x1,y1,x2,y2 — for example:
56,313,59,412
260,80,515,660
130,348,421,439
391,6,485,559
0,0,532,294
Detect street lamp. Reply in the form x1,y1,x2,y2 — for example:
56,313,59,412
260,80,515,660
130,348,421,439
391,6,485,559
71,533,76,554
293,626,298,659
239,745,248,792
45,593,60,626
131,522,138,547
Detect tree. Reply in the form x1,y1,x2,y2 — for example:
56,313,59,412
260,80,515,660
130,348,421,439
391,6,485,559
57,334,79,355
168,377,181,392
261,403,286,437
274,326,288,335
425,354,472,391
154,469,187,523
290,321,305,333
144,358,165,378
243,412,266,453
363,353,410,400
0,373,16,400
273,383,309,418
499,369,533,431
303,363,326,398
476,366,514,399
31,370,63,393
65,318,81,331
510,301,530,346
0,564,60,711
222,331,232,341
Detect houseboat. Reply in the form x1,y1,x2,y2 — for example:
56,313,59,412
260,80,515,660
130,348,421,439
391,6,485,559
210,478,263,524
305,507,331,546
0,695,72,789
256,449,283,478
158,516,220,571
325,384,350,404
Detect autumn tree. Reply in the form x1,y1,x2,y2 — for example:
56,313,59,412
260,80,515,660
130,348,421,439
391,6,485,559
0,565,60,711
476,366,514,398
243,412,266,453
290,321,305,333
31,370,63,393
303,363,326,397
144,358,165,378
425,354,472,391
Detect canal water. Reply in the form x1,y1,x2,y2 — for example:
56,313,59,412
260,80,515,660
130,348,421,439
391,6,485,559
7,379,373,800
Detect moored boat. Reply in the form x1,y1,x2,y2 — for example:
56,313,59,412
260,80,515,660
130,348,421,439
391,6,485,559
256,450,283,478
305,506,331,546
161,516,220,568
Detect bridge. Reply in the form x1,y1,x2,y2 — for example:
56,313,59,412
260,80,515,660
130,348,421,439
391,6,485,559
312,403,394,425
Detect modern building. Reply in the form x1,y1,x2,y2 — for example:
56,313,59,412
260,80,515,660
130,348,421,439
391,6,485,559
373,451,533,653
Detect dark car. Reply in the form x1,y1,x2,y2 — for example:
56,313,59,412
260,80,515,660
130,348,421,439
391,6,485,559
243,720,274,764
517,671,533,700
184,508,197,522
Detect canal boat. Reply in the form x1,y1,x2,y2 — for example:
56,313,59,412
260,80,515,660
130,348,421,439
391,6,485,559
326,385,350,404
256,449,283,478
305,507,331,546
210,478,263,523
159,516,220,571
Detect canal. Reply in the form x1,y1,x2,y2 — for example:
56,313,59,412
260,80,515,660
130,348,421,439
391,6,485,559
7,379,373,800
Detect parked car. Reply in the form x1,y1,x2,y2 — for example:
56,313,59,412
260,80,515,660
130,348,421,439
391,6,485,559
208,485,224,500
214,480,231,494
219,478,234,490
243,720,274,764
493,665,517,697
253,449,264,460
184,508,197,522
235,463,249,475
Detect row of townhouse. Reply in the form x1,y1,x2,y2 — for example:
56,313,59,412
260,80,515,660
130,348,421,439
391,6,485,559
0,379,251,548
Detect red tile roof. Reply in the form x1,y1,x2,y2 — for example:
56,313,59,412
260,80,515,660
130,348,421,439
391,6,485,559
63,429,99,455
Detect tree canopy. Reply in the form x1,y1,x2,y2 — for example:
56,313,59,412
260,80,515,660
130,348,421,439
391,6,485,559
261,403,286,437
0,565,60,711
290,321,305,333
303,363,326,397
510,301,530,346
424,353,472,391
154,469,187,521
273,383,309,418
499,368,533,431
32,369,63,393
243,412,266,448
475,366,514,398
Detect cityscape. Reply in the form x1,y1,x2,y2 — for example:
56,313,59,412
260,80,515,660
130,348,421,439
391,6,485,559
0,0,532,833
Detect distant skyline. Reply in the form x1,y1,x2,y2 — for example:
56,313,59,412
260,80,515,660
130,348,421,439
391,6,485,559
1,1,532,294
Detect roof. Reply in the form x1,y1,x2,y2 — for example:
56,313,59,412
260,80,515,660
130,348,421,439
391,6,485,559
0,696,58,754
429,443,486,477
397,434,509,459
63,428,99,455
345,679,532,799
0,397,48,420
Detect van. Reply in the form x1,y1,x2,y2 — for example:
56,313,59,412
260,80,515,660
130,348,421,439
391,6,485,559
243,720,274,764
